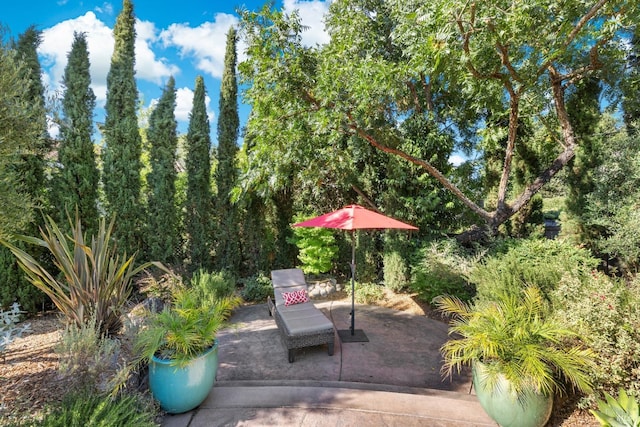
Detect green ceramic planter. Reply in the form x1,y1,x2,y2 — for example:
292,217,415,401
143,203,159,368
472,361,553,427
149,341,219,414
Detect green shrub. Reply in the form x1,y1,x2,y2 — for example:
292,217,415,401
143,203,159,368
383,233,411,292
240,273,273,302
289,214,338,275
190,269,236,301
33,391,157,427
550,271,640,407
346,281,385,304
468,238,598,302
55,313,121,393
410,239,476,303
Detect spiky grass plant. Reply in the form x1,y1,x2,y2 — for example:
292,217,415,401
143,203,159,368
0,214,166,335
434,286,594,397
35,391,157,427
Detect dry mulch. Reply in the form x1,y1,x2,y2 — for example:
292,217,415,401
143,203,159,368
0,291,598,426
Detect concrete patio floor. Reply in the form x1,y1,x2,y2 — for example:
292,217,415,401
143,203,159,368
161,300,496,426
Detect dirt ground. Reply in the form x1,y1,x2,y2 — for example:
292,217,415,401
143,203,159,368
0,289,598,426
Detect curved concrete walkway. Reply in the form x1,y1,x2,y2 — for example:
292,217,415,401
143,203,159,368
162,300,496,426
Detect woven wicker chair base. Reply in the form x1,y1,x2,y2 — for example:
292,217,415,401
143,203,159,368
268,297,335,363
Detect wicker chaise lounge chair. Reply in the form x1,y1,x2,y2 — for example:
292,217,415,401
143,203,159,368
268,268,335,363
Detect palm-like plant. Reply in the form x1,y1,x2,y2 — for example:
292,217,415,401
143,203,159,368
434,286,594,397
0,214,165,335
135,283,241,366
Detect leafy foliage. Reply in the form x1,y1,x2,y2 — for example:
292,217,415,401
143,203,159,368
190,269,237,302
591,389,640,427
467,238,598,301
238,0,639,234
435,287,594,397
239,273,273,302
289,214,338,275
0,39,39,239
410,239,476,302
55,313,121,393
580,131,640,275
0,214,164,335
346,281,385,305
33,391,157,427
382,233,412,292
135,277,241,366
551,272,640,405
0,302,30,359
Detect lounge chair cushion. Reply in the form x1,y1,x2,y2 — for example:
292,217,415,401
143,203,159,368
278,303,334,334
271,268,306,288
282,288,309,306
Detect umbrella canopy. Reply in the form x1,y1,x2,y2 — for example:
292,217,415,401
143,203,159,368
293,205,417,342
293,204,418,231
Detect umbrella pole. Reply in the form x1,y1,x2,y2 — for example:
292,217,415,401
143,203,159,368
350,231,356,335
337,231,367,342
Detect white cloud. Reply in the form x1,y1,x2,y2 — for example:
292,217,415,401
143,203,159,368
40,12,113,102
94,2,114,15
283,0,332,46
159,13,238,79
39,12,179,103
449,154,466,167
175,86,214,124
135,19,181,84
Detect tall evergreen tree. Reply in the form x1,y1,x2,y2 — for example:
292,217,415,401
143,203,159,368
146,77,179,263
0,35,47,312
54,31,99,234
622,27,640,135
565,77,604,244
214,28,241,276
13,25,49,214
1,26,50,312
185,76,213,271
102,0,143,256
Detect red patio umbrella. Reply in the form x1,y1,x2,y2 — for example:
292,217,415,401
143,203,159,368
293,204,418,342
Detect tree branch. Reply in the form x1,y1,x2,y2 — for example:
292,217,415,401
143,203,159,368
345,113,493,223
537,0,610,76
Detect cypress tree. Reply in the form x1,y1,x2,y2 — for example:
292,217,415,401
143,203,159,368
102,0,143,256
146,77,179,263
13,25,49,214
565,77,603,244
185,76,213,271
622,28,640,135
0,26,50,312
214,28,241,276
54,32,99,234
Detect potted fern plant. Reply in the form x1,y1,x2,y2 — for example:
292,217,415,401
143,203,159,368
135,272,241,414
434,286,594,427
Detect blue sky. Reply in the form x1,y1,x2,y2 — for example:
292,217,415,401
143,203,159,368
2,0,334,144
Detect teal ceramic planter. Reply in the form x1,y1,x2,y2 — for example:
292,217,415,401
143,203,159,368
473,361,553,427
149,341,219,414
